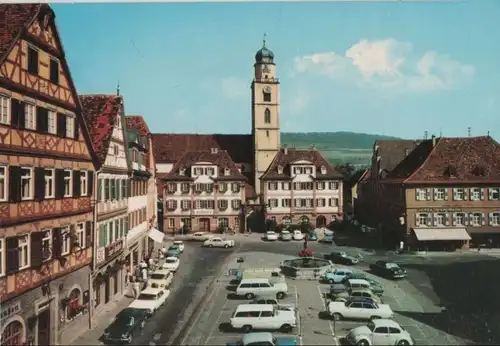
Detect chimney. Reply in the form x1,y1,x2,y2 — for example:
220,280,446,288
404,148,409,157
283,144,288,155
311,144,316,150
431,135,436,147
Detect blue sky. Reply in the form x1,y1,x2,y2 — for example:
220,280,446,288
52,1,500,139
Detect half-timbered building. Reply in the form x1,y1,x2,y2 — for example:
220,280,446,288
0,4,98,345
80,94,130,317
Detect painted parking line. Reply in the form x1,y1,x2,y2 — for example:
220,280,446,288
316,284,336,337
205,299,229,345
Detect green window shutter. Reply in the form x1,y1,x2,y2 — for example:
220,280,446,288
120,218,125,237
125,216,129,235
99,225,105,247
103,224,108,245
111,180,115,200
98,179,102,201
104,179,109,200
117,180,122,199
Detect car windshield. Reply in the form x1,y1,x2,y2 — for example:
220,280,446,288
386,263,399,269
367,321,376,331
169,246,178,250
173,241,182,245
268,232,275,235
272,337,278,344
166,259,177,263
138,293,157,300
150,274,166,280
115,315,134,326
282,231,289,234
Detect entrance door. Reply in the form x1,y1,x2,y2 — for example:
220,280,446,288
104,276,110,303
37,309,51,346
199,218,211,232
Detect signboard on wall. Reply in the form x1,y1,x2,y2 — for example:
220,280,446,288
417,208,463,213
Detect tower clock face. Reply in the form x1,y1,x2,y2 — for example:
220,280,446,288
263,65,270,73
264,86,272,93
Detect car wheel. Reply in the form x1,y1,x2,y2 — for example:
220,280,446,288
280,324,292,333
224,244,229,248
328,279,334,284
332,313,342,321
209,244,213,248
356,340,369,346
245,293,255,299
242,325,252,333
370,315,381,320
397,340,410,346
276,292,285,299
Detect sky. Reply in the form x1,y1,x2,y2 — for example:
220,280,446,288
52,1,500,139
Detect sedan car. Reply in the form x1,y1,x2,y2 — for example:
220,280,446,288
103,308,149,344
333,288,382,304
265,231,278,241
128,288,170,316
227,332,297,346
165,245,181,258
324,251,359,265
280,231,292,241
292,230,304,241
345,319,415,346
343,273,384,296
328,298,394,321
249,295,295,311
148,269,173,289
369,261,407,279
162,257,180,272
321,268,354,284
172,240,184,252
203,237,235,248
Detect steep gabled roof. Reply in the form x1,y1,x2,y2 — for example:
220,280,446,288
125,115,150,137
260,148,343,180
374,139,422,173
388,136,500,184
151,133,253,164
80,94,123,165
348,168,369,187
162,150,247,182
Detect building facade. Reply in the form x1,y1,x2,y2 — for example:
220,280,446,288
0,4,98,345
378,136,500,249
261,147,344,227
80,95,129,316
162,149,247,233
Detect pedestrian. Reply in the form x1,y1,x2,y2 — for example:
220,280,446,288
141,266,148,282
132,280,141,298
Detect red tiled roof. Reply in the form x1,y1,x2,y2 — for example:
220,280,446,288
261,148,343,180
0,4,43,61
374,139,422,174
162,150,247,182
388,136,500,183
125,115,150,137
151,134,253,164
80,94,123,165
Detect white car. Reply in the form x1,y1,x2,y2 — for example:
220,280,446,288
203,237,235,248
292,230,304,240
345,319,415,345
265,231,278,241
148,269,174,289
328,299,394,321
230,304,296,333
128,287,170,316
280,231,292,241
173,240,184,252
162,257,180,272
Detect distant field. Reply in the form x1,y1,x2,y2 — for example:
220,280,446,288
321,149,372,165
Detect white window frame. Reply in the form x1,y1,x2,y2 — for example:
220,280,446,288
232,199,241,209
472,213,481,226
168,218,175,229
470,188,481,201
434,188,445,201
80,171,88,196
48,110,56,134
18,235,30,270
25,103,36,130
455,213,465,226
268,182,278,190
41,230,52,261
453,188,465,201
194,167,203,176
61,226,71,255
329,181,339,190
282,199,291,207
282,182,290,190
206,167,215,176
224,168,230,176
0,238,4,277
317,182,325,190
64,169,73,197
167,199,176,209
416,188,426,201
76,223,85,248
434,213,445,226
418,213,428,226
304,167,313,175
113,144,119,156
490,213,500,226
181,200,190,210
0,95,10,125
44,168,55,198
21,167,34,200
489,188,500,201
0,166,7,202
66,116,75,138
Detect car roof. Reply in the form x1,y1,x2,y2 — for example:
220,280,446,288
173,240,183,243
335,268,353,273
240,278,271,283
348,296,374,303
152,269,170,275
242,332,274,344
372,319,401,328
117,307,149,318
165,256,178,260
236,304,274,312
141,287,162,295
348,279,370,285
168,245,179,248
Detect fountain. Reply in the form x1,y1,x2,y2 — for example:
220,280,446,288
280,235,332,279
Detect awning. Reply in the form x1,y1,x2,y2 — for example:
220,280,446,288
148,228,165,243
413,228,471,241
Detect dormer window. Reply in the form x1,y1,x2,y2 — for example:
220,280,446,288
211,147,218,154
206,167,215,176
445,165,457,178
224,168,230,176
473,165,485,176
277,165,283,174
320,166,326,174
179,168,186,176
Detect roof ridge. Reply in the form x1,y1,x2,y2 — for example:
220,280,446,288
403,138,440,184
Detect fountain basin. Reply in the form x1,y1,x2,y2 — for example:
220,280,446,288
281,257,332,280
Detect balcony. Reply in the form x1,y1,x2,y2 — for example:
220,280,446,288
97,199,127,214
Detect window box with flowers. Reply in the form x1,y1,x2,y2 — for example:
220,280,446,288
62,289,89,323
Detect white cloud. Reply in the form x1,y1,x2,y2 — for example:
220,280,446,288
220,77,247,99
293,38,475,93
287,91,310,115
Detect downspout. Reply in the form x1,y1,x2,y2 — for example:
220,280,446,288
89,168,102,330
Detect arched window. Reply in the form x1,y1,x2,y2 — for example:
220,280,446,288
2,320,23,345
67,288,82,320
264,109,271,124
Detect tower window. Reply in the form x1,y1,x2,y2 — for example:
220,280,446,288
264,108,271,124
266,130,269,137
263,91,271,102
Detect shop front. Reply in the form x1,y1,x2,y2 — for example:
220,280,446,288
409,228,471,251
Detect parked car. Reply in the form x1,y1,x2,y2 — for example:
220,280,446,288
172,240,185,252
148,269,173,289
165,245,181,258
249,295,295,311
203,237,235,248
321,268,354,284
307,230,317,241
227,332,297,346
333,288,382,304
128,288,170,316
191,232,208,241
321,230,334,243
280,230,292,241
343,273,384,296
329,278,372,297
265,231,278,241
162,257,180,272
328,298,394,321
292,230,304,241
345,319,415,346
230,304,296,333
103,308,149,344
369,261,407,279
236,278,288,300
324,251,359,265
235,268,282,282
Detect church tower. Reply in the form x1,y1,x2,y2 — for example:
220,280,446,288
251,36,281,199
